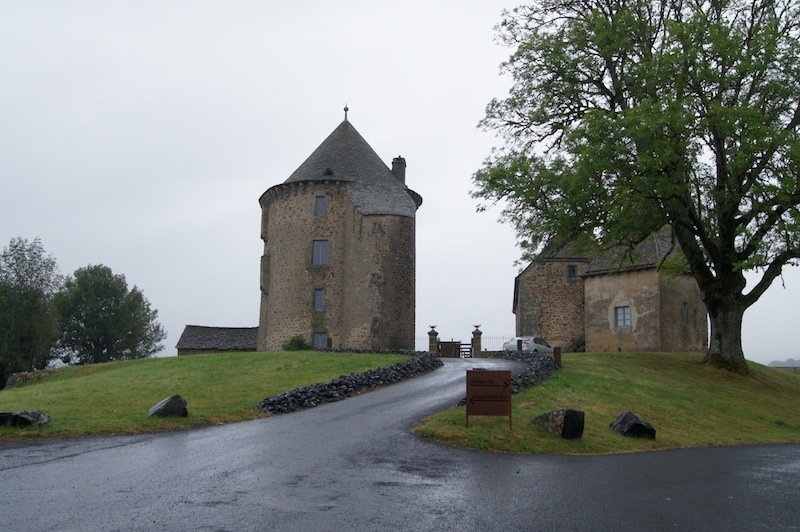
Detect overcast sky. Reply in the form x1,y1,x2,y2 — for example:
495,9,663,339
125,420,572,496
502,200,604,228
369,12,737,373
2,1,797,364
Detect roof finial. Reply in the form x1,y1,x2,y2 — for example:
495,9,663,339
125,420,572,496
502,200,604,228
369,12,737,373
344,104,349,121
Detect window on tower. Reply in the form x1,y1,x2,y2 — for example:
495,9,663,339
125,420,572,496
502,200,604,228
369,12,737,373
313,288,325,312
314,195,326,217
313,332,328,350
312,239,330,266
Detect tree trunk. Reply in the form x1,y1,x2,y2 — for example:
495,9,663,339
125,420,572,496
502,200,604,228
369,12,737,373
704,301,749,375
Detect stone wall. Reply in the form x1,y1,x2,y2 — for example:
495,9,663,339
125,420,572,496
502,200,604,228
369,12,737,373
584,268,661,352
659,274,708,351
258,180,416,351
258,181,348,351
342,211,415,349
584,269,707,352
515,259,587,351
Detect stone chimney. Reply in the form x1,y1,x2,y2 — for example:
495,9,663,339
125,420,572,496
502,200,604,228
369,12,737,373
391,156,406,185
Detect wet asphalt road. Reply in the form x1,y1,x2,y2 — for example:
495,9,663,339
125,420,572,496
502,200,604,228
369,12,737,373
1,358,798,532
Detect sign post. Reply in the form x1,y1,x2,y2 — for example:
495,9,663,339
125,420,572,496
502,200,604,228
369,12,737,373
466,369,512,430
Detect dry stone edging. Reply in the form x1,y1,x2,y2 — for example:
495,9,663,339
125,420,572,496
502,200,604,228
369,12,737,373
257,352,443,415
493,350,560,392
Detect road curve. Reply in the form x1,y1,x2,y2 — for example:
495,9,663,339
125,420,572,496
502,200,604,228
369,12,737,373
1,358,798,531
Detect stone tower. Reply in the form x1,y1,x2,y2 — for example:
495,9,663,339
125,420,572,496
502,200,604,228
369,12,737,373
257,115,422,351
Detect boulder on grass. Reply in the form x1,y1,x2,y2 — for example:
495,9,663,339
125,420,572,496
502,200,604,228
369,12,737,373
610,411,656,439
0,410,51,427
148,395,188,417
531,409,584,439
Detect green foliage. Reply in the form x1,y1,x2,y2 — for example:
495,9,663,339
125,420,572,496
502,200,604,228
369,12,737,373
0,351,409,440
55,265,166,364
473,0,800,369
0,238,62,383
282,335,312,351
415,352,800,454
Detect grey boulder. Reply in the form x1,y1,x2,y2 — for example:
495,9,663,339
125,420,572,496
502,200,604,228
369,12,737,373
610,411,656,439
0,410,51,427
531,409,585,439
148,395,188,417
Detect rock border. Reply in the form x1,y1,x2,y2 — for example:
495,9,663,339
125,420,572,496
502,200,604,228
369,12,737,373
257,352,443,415
491,350,560,392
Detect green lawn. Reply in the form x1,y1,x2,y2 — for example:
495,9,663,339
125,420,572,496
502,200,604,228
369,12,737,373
0,351,408,441
414,352,800,454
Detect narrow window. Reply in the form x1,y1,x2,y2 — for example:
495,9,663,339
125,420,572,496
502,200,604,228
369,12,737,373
314,195,326,217
312,239,329,266
681,302,689,327
313,332,328,350
567,264,577,281
313,288,325,312
614,306,632,328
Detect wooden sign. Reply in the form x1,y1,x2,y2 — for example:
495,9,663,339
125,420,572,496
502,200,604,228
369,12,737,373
466,369,512,429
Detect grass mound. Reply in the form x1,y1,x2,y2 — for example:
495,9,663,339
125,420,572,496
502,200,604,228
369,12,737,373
0,351,408,441
414,352,800,454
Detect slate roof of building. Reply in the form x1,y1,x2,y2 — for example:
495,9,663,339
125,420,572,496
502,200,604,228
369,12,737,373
535,239,592,262
530,229,675,276
583,230,675,276
282,119,420,217
176,325,258,351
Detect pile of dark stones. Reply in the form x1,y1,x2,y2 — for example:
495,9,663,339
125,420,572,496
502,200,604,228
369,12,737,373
257,352,443,415
0,410,51,427
493,350,559,393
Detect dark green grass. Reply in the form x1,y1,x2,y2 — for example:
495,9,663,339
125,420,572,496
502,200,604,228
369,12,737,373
0,351,408,440
414,352,800,454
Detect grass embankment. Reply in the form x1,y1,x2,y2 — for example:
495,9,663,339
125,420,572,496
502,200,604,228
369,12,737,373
0,351,408,441
415,352,800,454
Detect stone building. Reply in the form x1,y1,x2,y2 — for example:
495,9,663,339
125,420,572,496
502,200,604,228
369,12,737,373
176,326,257,356
513,242,589,351
257,114,422,351
513,232,708,353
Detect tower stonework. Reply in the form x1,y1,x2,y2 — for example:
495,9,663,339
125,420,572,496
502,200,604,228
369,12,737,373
258,118,422,351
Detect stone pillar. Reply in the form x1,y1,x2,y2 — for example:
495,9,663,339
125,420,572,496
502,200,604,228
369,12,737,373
428,326,439,354
471,325,482,357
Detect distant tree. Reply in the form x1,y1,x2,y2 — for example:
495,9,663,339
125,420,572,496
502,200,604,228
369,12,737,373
55,265,166,364
0,237,62,385
473,0,800,374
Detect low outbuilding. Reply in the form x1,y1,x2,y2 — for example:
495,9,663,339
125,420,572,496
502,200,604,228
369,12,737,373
176,325,258,355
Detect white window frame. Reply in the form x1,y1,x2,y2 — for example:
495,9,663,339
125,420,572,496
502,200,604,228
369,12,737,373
614,305,632,328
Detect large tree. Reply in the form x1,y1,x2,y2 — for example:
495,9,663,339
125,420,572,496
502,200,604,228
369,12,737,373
0,237,62,385
473,0,800,373
55,265,166,364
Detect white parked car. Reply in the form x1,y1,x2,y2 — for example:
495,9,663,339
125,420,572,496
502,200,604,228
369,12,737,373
502,336,553,354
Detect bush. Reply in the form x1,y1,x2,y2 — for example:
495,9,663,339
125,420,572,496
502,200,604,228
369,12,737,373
283,335,311,351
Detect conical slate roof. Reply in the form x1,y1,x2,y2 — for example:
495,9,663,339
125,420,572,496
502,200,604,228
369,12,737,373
284,119,420,217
